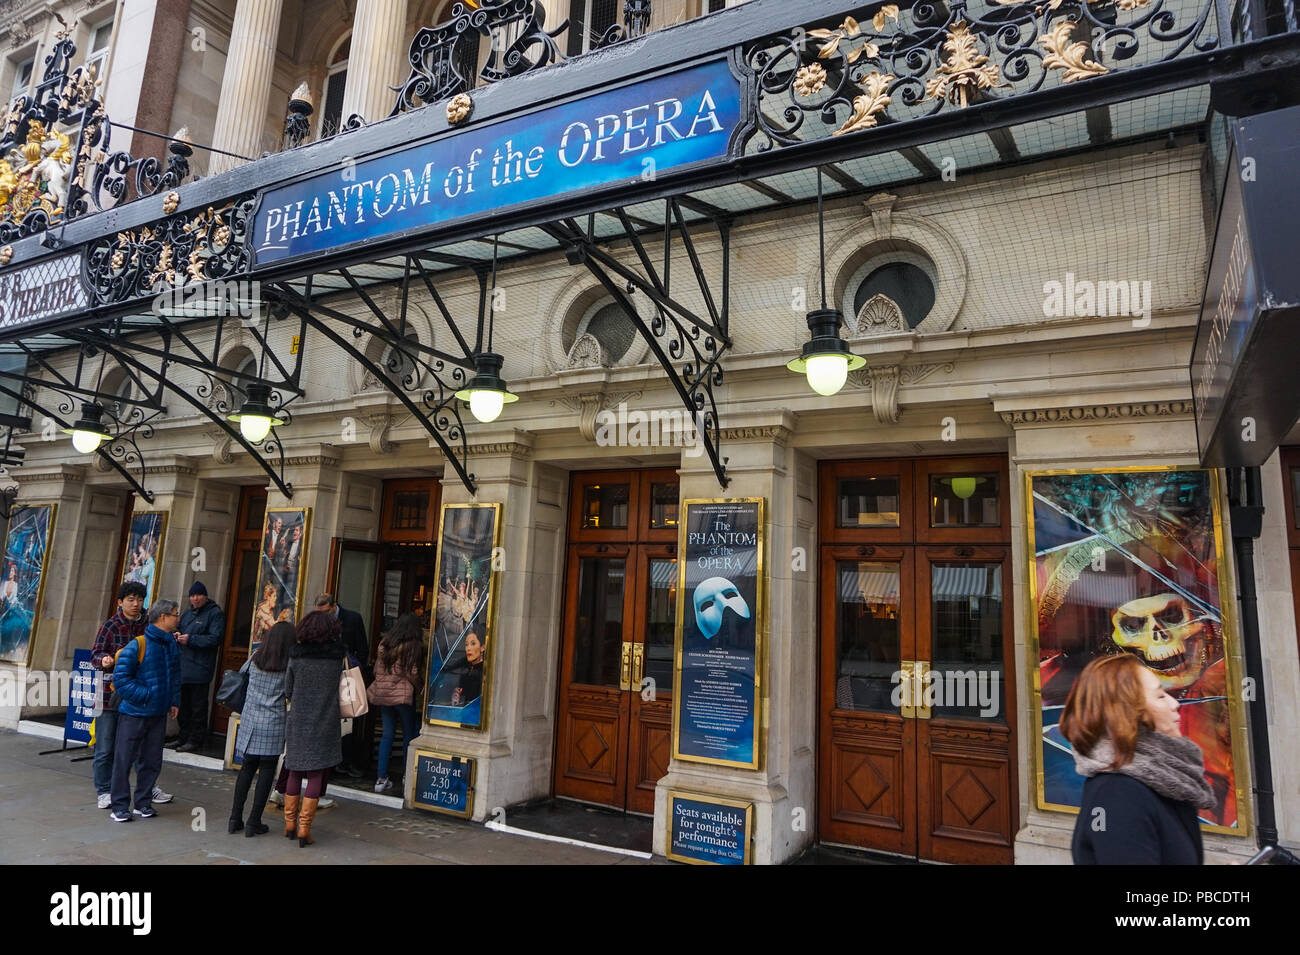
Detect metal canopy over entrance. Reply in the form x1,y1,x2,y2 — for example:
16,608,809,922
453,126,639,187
1,0,1297,499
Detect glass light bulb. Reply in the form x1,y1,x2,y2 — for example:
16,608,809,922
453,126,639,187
239,414,273,444
469,389,505,424
805,353,849,397
71,429,104,454
951,477,977,500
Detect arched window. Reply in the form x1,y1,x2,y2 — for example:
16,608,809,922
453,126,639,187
576,299,637,364
319,35,350,138
851,262,936,330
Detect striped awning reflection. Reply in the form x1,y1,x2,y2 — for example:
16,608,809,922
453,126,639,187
839,566,900,606
932,565,1002,601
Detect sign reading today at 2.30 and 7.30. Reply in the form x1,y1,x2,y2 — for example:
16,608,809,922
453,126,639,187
252,59,742,266
410,750,474,818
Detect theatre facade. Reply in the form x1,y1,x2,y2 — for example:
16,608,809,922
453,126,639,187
1,0,1298,864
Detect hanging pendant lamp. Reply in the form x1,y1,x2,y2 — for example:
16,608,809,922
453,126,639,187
457,235,518,423
787,168,863,397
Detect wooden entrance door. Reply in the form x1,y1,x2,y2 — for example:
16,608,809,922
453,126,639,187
554,470,678,814
818,457,1017,864
214,486,267,734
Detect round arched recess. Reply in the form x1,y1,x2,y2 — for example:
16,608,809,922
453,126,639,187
814,194,968,335
352,300,434,395
543,276,652,371
842,251,938,332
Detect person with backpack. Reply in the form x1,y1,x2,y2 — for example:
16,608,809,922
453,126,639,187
109,600,182,823
368,613,425,793
90,581,171,810
228,620,294,836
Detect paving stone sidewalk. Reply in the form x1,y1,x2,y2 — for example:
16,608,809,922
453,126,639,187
0,730,649,865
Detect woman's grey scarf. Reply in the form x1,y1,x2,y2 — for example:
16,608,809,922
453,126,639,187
1073,730,1216,809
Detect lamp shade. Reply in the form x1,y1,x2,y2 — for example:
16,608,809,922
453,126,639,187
455,352,519,423
227,382,285,443
61,402,112,454
786,308,865,397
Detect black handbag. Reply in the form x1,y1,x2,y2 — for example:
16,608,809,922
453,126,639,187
216,661,249,713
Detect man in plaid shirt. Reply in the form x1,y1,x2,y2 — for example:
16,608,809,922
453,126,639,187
90,581,172,809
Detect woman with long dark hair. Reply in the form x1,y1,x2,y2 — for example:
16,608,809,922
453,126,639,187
367,613,425,793
283,610,345,847
1062,653,1215,864
228,620,294,836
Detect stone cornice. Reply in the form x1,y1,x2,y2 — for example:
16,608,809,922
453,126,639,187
998,400,1194,426
283,452,342,469
9,464,86,485
720,424,792,447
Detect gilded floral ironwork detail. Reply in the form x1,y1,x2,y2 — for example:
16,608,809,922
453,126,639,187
742,0,1222,151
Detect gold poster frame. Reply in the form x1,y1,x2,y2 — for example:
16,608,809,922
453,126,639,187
670,497,766,771
116,510,168,608
408,747,476,818
1023,465,1252,837
423,502,502,732
665,789,754,865
249,506,312,648
0,502,57,668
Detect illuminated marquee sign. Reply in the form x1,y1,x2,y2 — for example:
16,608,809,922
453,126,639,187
252,59,743,266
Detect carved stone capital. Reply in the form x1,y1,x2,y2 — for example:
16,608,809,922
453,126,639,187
364,413,393,454
719,424,791,447
205,429,234,465
552,389,644,443
467,441,533,461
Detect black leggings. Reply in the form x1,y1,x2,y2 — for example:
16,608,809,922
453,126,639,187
231,754,278,825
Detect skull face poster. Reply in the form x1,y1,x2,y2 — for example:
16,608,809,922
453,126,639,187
672,499,763,769
1028,468,1243,829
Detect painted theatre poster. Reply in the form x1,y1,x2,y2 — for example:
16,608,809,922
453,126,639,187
672,498,763,769
251,507,311,651
118,511,167,608
0,503,55,665
1028,468,1246,831
425,503,501,729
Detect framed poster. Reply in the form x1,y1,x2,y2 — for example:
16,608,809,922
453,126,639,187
667,790,753,865
117,511,167,608
1027,467,1249,834
425,503,501,729
250,507,311,651
0,503,56,666
409,749,475,817
671,498,764,769
224,714,245,771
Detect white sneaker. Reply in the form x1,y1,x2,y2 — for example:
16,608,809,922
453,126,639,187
268,790,284,806
374,777,392,793
151,786,173,804
317,797,335,810
97,793,111,810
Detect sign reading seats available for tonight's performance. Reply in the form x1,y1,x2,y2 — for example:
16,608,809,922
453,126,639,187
672,499,763,769
252,59,742,266
667,791,753,865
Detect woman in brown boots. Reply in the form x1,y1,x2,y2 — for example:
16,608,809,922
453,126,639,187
283,610,346,847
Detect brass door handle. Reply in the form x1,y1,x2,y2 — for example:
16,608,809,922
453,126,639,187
619,641,633,691
916,660,932,720
899,660,916,719
631,643,645,688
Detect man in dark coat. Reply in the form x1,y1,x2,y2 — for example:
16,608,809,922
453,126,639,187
315,592,369,777
175,581,226,752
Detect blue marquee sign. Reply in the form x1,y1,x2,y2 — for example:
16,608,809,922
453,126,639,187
253,59,743,266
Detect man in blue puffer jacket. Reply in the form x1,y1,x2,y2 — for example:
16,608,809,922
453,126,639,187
109,599,182,822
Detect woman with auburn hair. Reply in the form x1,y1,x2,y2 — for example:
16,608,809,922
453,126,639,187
1062,653,1215,864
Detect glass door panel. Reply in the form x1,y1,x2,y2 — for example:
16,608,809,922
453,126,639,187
572,556,627,687
336,548,379,642
927,562,1004,721
642,557,676,692
834,560,902,712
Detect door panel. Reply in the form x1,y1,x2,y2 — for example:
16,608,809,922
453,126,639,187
914,546,1015,864
554,545,634,807
819,545,917,852
625,546,676,814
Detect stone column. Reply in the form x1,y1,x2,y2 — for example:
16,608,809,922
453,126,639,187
209,0,284,174
0,464,126,727
652,411,816,865
405,431,571,821
342,0,409,125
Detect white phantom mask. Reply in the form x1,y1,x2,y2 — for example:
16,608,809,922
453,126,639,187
693,577,750,639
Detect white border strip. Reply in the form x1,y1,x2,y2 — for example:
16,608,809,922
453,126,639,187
484,820,653,859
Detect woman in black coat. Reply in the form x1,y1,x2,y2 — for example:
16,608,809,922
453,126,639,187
1062,653,1216,864
283,610,345,847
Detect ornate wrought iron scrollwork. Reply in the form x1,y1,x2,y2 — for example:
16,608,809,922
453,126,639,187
391,0,568,115
595,0,655,49
0,34,196,244
741,0,1222,152
83,193,255,306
